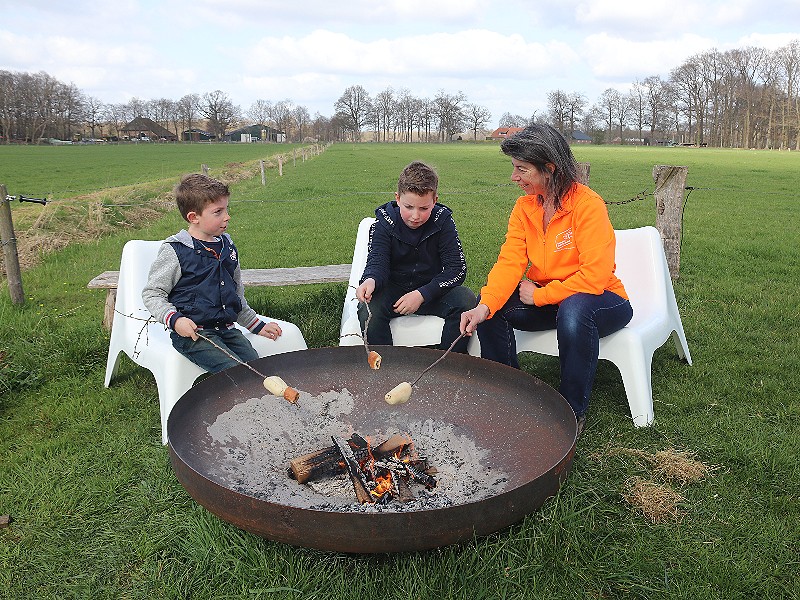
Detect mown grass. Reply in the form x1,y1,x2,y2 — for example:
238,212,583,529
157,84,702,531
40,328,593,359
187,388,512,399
1,143,799,599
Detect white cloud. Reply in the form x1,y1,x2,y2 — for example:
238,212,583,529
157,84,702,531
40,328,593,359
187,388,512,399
582,32,716,80
242,29,578,78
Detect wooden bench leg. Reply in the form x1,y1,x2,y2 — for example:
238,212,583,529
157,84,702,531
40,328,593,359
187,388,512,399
103,289,117,331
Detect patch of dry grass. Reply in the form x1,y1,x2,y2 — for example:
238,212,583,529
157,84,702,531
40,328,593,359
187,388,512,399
592,445,715,523
1,157,273,275
623,477,685,523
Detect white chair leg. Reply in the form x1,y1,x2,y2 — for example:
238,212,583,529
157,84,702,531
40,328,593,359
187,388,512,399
613,347,655,427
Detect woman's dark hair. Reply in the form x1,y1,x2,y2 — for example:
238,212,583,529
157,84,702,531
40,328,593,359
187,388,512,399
500,123,578,209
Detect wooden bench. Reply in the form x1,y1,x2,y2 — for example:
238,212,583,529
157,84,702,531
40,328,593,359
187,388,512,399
88,264,352,330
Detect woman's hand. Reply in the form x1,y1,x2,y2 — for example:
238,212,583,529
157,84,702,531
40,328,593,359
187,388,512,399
518,279,539,305
460,304,491,335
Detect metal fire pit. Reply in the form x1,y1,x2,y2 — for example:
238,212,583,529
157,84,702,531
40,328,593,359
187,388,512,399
167,346,576,553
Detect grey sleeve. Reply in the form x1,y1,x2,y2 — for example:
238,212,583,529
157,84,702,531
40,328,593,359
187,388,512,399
141,243,182,326
234,263,262,330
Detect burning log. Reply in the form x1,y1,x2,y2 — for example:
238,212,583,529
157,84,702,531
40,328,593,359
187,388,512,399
332,436,374,504
288,432,437,505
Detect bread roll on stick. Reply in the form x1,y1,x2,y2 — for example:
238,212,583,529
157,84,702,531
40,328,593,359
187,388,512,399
385,381,412,405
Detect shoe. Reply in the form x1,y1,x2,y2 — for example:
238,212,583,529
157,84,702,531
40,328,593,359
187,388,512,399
575,415,586,438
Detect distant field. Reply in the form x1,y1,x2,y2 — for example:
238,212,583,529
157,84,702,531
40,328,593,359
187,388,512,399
0,142,304,199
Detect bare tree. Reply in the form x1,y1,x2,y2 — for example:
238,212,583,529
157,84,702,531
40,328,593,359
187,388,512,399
395,88,418,142
178,93,200,141
628,80,647,144
292,104,310,141
150,98,175,137
270,99,294,140
463,103,491,140
546,90,570,132
777,40,800,149
432,90,466,142
84,96,104,139
334,85,372,141
595,88,621,142
247,99,273,128
417,97,435,142
640,75,670,144
201,90,239,139
566,92,586,136
372,86,395,142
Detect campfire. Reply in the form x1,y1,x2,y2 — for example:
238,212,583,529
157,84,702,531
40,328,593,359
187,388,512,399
288,433,437,504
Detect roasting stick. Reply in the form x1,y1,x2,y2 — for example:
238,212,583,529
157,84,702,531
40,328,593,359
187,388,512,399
384,332,468,405
360,299,382,369
194,332,300,403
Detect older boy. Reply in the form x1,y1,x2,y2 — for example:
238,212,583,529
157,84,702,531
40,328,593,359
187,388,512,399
142,173,283,373
356,161,476,353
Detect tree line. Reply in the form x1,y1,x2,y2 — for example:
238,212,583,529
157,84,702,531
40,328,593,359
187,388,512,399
510,40,800,149
1,38,798,148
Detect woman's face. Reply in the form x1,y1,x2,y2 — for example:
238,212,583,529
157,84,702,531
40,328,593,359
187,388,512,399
510,158,552,199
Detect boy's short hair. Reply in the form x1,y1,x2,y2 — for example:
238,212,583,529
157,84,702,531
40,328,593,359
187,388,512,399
174,173,230,221
398,161,438,196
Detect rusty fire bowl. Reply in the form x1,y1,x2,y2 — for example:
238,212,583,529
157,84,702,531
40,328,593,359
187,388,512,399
168,345,577,553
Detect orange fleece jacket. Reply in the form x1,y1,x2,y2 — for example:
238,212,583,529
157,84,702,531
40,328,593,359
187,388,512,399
480,183,628,317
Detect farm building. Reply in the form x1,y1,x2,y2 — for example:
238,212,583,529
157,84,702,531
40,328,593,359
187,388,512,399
182,128,216,142
489,127,524,140
224,125,286,143
571,130,592,143
119,117,177,141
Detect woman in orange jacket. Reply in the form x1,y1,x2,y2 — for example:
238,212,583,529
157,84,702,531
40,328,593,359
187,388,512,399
460,124,632,434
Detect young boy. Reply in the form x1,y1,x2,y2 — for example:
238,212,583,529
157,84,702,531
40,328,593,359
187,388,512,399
355,161,476,353
142,173,283,373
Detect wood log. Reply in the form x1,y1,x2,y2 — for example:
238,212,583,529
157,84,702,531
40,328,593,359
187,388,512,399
288,446,344,483
332,436,373,504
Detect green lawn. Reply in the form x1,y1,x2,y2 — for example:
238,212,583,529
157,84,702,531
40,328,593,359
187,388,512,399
1,143,798,599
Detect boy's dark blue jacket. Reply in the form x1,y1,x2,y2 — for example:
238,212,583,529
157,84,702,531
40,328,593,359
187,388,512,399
359,201,467,302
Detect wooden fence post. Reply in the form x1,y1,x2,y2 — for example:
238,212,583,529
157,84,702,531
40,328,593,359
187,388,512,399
260,160,266,186
278,156,283,176
576,162,590,185
0,185,25,304
652,165,688,279
293,149,296,167
201,164,209,175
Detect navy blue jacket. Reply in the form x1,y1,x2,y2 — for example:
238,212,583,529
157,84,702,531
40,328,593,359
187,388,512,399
167,235,243,327
360,201,467,302
143,230,265,334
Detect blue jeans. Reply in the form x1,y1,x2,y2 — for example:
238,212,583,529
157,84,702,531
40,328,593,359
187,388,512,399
358,283,477,353
477,290,633,417
171,326,258,374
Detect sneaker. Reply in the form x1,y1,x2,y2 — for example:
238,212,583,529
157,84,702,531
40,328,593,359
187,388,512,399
576,415,586,438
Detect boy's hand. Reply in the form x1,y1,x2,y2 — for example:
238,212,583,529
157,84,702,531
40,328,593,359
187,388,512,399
460,304,490,335
258,322,283,340
175,316,199,340
356,279,376,303
393,290,423,315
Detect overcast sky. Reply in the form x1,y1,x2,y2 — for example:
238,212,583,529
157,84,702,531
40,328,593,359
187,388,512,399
2,0,798,127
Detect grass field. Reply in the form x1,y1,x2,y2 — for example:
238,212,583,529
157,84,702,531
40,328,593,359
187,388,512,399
1,142,798,599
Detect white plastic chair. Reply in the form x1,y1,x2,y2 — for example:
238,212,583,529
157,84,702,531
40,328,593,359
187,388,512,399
467,226,692,427
340,217,446,348
104,239,308,443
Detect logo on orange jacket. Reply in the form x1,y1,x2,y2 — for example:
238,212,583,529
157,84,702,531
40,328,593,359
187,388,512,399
554,228,574,252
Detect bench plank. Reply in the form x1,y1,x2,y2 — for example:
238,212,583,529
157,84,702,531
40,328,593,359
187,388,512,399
89,264,352,290
88,264,352,330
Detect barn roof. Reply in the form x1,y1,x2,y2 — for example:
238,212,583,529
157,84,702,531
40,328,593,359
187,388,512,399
120,116,175,139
